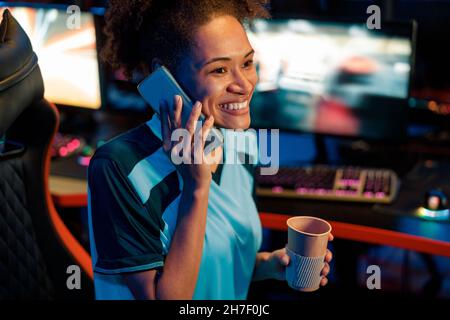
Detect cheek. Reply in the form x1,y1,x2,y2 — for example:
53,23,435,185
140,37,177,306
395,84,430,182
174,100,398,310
249,70,259,90
198,82,225,114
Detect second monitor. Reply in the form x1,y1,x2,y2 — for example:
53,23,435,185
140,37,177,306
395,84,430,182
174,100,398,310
246,18,416,140
1,4,102,110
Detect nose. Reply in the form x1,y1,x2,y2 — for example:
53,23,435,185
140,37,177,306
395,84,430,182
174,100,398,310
227,69,253,96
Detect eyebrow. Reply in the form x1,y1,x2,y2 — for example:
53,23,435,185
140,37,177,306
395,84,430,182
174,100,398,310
200,49,255,68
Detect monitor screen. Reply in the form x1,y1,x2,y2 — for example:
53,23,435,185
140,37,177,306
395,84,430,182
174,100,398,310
246,18,414,139
0,4,102,109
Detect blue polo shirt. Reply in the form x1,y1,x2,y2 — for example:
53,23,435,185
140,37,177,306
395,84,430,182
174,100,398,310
87,114,262,299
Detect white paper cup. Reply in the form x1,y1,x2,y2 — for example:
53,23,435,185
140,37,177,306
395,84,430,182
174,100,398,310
286,216,332,292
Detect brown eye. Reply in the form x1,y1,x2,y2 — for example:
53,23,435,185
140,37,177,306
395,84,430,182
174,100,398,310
243,60,254,68
212,67,227,74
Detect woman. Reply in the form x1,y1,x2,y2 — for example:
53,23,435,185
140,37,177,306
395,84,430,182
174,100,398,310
88,0,333,300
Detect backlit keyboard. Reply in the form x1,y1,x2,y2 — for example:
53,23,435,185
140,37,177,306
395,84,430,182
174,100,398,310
255,165,400,203
50,132,85,158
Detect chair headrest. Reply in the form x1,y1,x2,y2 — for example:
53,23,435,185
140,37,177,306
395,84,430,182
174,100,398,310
0,9,44,136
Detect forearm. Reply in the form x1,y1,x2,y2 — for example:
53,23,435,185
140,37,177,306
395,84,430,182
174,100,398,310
252,252,271,281
156,184,210,299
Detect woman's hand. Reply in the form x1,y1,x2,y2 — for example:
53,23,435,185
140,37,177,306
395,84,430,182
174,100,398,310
160,95,214,190
254,233,334,286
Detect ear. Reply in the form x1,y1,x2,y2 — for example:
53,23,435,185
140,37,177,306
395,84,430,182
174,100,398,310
151,58,163,72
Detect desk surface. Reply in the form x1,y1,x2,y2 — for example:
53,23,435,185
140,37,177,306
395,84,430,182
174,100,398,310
50,173,450,258
50,175,88,207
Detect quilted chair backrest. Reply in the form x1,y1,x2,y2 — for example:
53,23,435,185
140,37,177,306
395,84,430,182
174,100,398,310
0,8,55,299
0,138,55,299
0,9,93,300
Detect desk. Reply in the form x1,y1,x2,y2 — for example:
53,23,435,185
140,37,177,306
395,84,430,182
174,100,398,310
50,175,88,207
50,174,450,258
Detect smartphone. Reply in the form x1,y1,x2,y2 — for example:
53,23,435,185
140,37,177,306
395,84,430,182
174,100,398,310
137,66,222,153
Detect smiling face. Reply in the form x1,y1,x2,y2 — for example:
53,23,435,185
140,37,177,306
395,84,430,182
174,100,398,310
174,15,258,129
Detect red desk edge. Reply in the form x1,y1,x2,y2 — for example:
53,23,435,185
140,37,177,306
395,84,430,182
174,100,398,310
260,212,450,258
52,193,88,208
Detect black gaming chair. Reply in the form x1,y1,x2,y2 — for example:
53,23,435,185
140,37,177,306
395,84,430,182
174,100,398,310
0,9,93,299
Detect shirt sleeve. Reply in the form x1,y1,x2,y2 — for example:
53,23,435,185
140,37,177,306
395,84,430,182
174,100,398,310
88,157,165,274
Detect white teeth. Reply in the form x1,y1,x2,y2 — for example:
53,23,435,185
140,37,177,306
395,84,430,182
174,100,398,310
219,102,247,110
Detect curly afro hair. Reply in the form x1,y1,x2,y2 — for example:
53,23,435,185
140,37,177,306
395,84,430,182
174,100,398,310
100,0,270,80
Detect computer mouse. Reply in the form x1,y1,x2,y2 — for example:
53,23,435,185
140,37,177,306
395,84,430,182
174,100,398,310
423,189,449,211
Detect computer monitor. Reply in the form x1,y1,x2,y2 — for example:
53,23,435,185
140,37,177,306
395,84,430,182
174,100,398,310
0,3,102,109
399,1,450,105
246,18,415,140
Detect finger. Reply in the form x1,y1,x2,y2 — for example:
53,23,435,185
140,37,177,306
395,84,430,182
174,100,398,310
321,262,330,276
173,95,182,129
329,233,334,241
271,248,288,266
193,116,213,164
185,101,202,135
325,249,333,263
280,254,290,266
160,101,171,152
201,116,214,146
172,138,191,165
200,117,214,162
168,98,175,130
320,277,328,287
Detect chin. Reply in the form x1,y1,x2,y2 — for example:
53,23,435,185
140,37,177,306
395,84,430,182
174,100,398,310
236,119,251,130
218,117,251,130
